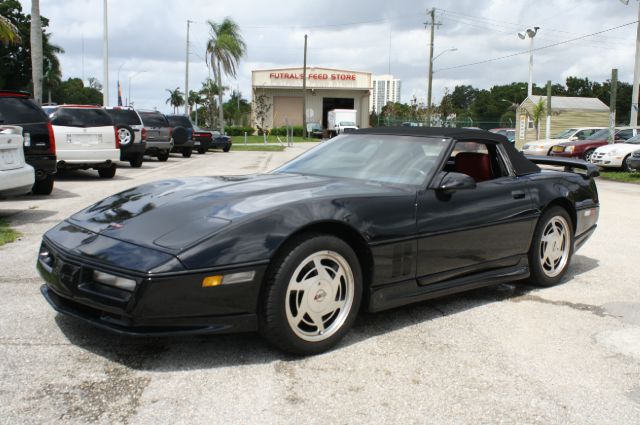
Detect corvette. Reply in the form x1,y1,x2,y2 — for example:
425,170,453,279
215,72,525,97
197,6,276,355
38,128,599,354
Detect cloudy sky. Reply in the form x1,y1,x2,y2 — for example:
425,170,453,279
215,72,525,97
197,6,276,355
19,0,639,113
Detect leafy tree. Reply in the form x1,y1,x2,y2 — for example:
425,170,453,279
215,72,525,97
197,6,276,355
199,78,223,128
205,17,246,134
165,87,184,114
532,98,546,139
51,78,102,105
448,85,478,112
0,1,61,94
0,14,20,44
252,91,271,137
223,89,251,126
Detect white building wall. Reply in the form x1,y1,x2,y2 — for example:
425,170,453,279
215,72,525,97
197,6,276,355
371,74,401,113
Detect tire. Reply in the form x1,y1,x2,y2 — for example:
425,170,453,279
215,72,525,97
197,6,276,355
172,127,188,145
198,147,206,154
259,234,362,355
528,206,574,287
223,146,231,152
31,173,54,195
98,164,117,179
157,150,169,162
583,149,595,162
622,154,635,172
182,147,192,158
116,125,134,146
129,153,143,168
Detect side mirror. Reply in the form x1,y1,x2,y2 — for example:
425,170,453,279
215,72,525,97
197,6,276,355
438,172,477,194
569,136,578,141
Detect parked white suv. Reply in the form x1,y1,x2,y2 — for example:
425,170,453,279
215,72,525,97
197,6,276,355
0,126,35,197
43,105,119,178
522,127,604,156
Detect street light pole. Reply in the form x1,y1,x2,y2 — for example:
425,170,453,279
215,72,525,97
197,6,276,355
518,27,539,98
102,0,109,106
185,20,192,117
426,8,436,126
630,1,640,126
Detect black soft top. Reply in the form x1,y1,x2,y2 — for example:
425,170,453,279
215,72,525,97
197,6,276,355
354,127,541,176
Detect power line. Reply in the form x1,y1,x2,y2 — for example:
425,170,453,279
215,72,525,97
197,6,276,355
435,20,639,72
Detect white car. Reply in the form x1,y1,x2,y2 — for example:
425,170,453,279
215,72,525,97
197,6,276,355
591,134,640,171
521,127,605,156
0,126,35,197
43,105,119,178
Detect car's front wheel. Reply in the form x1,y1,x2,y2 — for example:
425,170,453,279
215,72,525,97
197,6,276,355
528,206,574,287
583,149,595,162
622,154,636,172
260,235,362,355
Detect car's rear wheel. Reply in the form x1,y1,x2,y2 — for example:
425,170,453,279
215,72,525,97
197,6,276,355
583,149,595,162
182,147,192,158
528,206,574,287
259,235,362,355
157,150,169,162
32,173,54,195
98,164,117,179
129,153,143,168
198,147,206,154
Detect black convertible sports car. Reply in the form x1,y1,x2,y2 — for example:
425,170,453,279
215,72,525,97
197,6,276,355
38,128,599,354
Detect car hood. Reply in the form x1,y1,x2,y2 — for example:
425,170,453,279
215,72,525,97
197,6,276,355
68,173,401,253
595,143,640,154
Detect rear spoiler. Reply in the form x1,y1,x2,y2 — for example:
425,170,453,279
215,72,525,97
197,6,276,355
525,155,600,179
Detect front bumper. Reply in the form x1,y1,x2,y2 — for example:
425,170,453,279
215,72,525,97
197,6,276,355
38,238,266,336
549,151,576,158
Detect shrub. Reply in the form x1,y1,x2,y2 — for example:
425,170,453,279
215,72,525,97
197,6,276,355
225,126,255,136
270,126,304,137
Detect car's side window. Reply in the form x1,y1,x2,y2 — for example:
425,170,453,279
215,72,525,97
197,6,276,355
448,141,510,183
577,130,593,140
617,129,633,140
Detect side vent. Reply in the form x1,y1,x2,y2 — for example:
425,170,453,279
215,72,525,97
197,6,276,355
392,242,414,278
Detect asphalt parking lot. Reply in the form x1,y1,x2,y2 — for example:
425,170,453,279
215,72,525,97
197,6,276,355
1,145,639,425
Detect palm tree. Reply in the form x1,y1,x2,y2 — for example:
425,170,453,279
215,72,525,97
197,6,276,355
0,15,21,45
532,98,546,140
165,87,185,114
199,78,224,128
187,90,202,124
30,0,44,104
43,43,63,104
205,18,246,134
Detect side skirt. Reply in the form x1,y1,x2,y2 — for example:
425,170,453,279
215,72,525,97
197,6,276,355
368,257,529,313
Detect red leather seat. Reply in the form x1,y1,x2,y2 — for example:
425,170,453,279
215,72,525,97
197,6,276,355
454,152,492,182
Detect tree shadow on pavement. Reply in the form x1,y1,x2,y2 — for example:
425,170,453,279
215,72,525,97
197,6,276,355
0,208,59,224
55,254,599,371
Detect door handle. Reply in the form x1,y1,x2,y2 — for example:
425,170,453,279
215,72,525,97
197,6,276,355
512,190,526,199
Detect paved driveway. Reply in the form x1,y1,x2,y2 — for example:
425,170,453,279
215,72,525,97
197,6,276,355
0,148,639,424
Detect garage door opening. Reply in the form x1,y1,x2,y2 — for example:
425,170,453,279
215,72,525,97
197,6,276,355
322,98,354,128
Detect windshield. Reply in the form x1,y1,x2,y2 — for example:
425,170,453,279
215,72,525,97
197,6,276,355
626,134,640,145
106,108,141,126
139,112,169,128
274,134,448,186
0,97,49,124
586,128,610,140
51,108,113,128
167,115,192,128
553,128,577,139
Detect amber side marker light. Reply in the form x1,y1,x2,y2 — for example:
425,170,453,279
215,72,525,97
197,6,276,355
202,271,256,288
202,275,223,287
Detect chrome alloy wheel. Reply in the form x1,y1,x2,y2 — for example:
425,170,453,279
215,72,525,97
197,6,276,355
539,215,570,278
285,250,355,342
118,128,132,144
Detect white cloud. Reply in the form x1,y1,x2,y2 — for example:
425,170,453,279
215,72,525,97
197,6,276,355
20,0,638,113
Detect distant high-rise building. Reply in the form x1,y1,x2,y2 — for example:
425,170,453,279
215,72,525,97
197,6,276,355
371,75,401,114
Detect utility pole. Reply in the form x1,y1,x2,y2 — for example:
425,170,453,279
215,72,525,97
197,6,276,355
426,8,436,127
102,0,109,106
630,2,640,126
610,68,618,144
185,20,192,116
302,34,308,138
546,80,551,140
